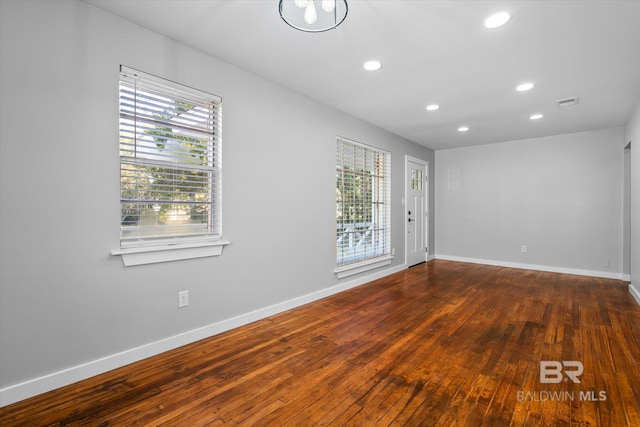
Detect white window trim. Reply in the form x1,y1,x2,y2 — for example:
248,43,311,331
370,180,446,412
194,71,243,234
112,66,228,266
334,254,394,279
111,240,230,267
335,136,392,277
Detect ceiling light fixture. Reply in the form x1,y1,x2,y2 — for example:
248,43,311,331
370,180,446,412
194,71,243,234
279,0,348,33
516,82,535,92
426,104,440,111
530,114,543,120
458,126,469,132
484,12,511,29
363,60,382,71
556,97,579,108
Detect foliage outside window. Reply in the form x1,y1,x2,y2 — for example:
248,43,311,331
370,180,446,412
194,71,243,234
336,137,391,267
119,66,222,247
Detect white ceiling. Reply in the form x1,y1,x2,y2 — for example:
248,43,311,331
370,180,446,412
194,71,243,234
85,0,640,150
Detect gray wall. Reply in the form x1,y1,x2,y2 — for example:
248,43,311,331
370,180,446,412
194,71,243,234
435,127,625,277
624,99,640,299
0,0,434,398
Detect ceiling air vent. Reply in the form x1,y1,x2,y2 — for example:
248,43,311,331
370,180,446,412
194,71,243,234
556,97,579,108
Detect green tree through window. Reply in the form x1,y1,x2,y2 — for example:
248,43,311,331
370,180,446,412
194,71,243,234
119,66,221,244
336,137,390,266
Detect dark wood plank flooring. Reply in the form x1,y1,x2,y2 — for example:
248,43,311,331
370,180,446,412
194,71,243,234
1,260,639,426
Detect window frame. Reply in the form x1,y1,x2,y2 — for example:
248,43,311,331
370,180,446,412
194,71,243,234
335,136,392,278
111,66,229,266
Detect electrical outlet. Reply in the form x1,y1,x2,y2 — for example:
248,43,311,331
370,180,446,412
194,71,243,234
521,245,527,253
178,290,189,308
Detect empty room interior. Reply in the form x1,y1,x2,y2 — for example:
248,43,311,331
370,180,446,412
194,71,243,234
1,0,639,425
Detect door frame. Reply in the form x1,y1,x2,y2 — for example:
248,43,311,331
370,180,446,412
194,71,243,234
404,155,429,266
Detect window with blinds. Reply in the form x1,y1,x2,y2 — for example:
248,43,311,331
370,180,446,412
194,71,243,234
119,66,222,246
336,137,391,267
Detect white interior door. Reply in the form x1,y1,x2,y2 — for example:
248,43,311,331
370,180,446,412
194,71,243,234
406,158,428,267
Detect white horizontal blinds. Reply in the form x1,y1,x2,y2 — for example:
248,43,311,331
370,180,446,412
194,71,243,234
336,136,391,267
119,66,222,245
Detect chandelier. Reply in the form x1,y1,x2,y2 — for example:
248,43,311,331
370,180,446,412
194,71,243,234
279,0,348,33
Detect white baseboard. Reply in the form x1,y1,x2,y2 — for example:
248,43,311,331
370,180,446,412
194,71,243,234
0,263,407,408
434,254,626,281
629,284,640,306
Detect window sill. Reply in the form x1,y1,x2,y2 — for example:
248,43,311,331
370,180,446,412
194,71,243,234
111,240,231,266
334,255,394,279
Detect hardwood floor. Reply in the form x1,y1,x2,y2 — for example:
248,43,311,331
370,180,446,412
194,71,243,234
1,260,639,426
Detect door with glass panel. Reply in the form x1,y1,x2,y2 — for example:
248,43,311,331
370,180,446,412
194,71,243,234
406,158,428,267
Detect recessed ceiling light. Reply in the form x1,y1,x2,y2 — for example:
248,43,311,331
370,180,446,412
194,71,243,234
530,114,543,120
484,12,511,29
363,60,382,71
426,104,439,111
516,82,535,92
458,126,469,132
